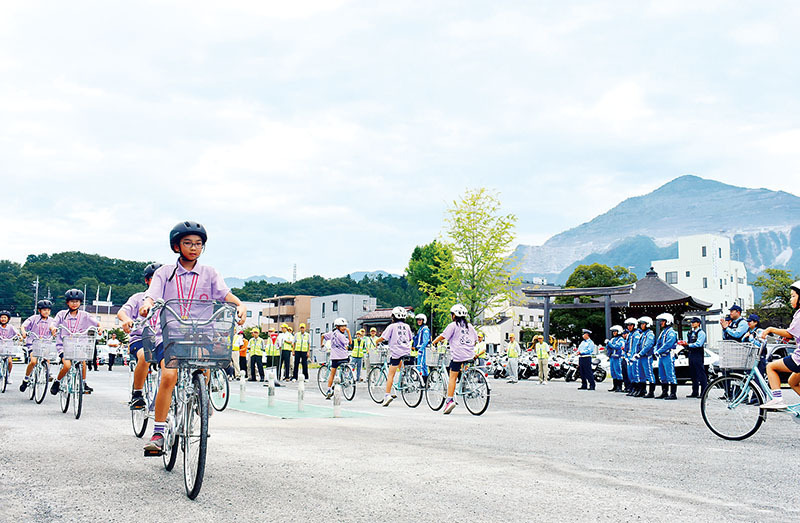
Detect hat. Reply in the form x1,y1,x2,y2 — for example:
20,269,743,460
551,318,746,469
299,323,306,328
729,304,742,312
582,329,592,334
746,313,760,323
689,317,701,324
280,323,289,329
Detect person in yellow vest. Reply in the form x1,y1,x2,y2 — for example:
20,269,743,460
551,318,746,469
534,335,551,384
292,323,311,381
231,330,245,379
474,331,487,365
277,323,295,381
262,327,281,388
351,329,367,381
364,327,378,369
506,333,520,384
248,326,266,382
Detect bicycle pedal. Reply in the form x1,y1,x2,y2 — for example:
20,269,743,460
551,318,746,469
143,448,163,457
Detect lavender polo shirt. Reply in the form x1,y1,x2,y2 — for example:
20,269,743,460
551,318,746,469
323,329,350,360
145,260,231,318
53,309,99,349
441,321,478,363
787,309,800,365
0,324,17,339
121,291,162,345
22,315,56,346
382,322,413,359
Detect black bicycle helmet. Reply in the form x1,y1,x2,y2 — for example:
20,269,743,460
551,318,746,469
0,310,10,319
143,263,163,280
64,289,85,302
169,221,207,252
37,299,53,309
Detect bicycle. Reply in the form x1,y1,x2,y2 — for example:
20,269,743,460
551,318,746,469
315,353,356,400
154,298,237,500
27,333,58,404
701,340,800,440
424,345,491,416
209,366,230,411
366,347,424,407
58,327,97,420
0,336,21,394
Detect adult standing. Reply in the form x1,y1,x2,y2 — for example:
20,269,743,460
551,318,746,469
624,318,642,396
364,327,378,370
605,326,625,392
263,327,281,388
577,329,596,390
413,314,431,384
678,317,707,398
292,323,311,381
89,336,99,372
634,317,656,398
277,323,294,381
238,331,249,380
248,327,265,382
505,333,520,383
534,335,551,384
474,332,487,366
230,330,244,379
654,313,678,400
742,313,766,377
107,332,121,371
721,304,748,341
350,329,366,381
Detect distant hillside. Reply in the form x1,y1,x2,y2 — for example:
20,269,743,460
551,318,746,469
349,270,401,281
224,275,288,288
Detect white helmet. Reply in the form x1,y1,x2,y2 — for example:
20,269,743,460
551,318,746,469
415,313,427,323
624,317,638,326
656,313,674,326
638,316,653,328
450,304,469,318
610,325,623,334
391,306,408,320
333,317,347,327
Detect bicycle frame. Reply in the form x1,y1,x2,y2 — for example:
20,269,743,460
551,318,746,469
725,362,800,417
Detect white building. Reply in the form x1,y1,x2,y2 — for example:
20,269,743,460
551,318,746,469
308,294,377,349
480,301,545,353
651,234,754,313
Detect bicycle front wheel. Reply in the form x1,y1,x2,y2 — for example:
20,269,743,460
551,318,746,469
425,369,447,411
34,363,48,404
72,371,83,419
701,375,765,440
59,376,70,413
462,369,491,416
183,373,209,500
163,402,179,471
28,365,37,401
367,366,387,403
1,358,7,393
317,365,330,394
209,367,229,412
401,367,423,408
340,366,356,401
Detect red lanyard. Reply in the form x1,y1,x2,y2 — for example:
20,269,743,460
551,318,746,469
66,312,80,334
176,271,199,318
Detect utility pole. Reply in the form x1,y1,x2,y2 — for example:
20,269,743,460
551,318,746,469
293,263,297,284
32,277,40,314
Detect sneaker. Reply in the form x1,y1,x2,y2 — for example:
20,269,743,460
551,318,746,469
760,398,788,410
129,395,146,410
50,380,60,395
83,383,93,394
382,395,394,407
143,433,165,456
6,377,11,385
19,379,29,392
443,399,456,414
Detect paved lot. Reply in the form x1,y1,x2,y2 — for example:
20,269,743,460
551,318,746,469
1,367,799,522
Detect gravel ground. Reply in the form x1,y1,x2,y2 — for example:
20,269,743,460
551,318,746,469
1,367,799,522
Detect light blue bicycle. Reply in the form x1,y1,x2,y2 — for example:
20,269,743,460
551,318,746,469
701,340,800,440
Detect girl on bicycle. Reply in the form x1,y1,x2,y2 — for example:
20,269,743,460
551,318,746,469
431,304,477,415
138,221,247,456
0,310,18,384
373,307,413,406
321,318,352,398
51,289,101,395
18,300,57,392
760,280,800,410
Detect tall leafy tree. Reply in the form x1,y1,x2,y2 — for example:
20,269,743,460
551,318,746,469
750,268,798,327
406,240,454,334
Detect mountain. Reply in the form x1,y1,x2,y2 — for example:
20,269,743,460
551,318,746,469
224,275,288,288
511,175,800,283
349,270,401,281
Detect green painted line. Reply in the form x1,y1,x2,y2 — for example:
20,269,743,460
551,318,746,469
228,399,374,419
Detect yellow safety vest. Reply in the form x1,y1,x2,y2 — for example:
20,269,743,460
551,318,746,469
507,341,520,358
352,337,366,358
535,342,550,359
249,337,265,357
232,334,244,353
294,332,310,353
280,334,293,352
474,342,487,358
365,336,378,351
265,338,279,357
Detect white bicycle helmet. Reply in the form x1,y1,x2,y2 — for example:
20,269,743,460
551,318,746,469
638,316,653,328
450,304,469,318
415,313,427,323
333,317,348,327
610,325,623,334
656,313,674,326
624,317,638,326
391,306,408,320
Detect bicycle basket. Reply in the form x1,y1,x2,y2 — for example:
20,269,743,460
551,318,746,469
425,346,451,367
0,338,17,356
62,333,97,361
160,299,237,368
368,346,388,364
715,341,759,370
31,338,57,360
141,325,158,363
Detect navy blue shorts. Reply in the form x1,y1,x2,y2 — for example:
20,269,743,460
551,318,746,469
129,340,143,358
448,359,471,373
389,356,414,367
133,341,164,364
782,355,800,373
331,358,350,369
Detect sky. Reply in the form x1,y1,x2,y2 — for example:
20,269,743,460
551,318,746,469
2,1,799,280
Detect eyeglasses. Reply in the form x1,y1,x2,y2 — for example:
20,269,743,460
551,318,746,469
181,240,204,249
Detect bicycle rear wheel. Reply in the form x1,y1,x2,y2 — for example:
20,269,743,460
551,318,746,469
183,373,209,500
462,369,491,416
340,366,356,401
701,375,765,440
72,371,83,419
34,363,48,404
317,365,330,394
209,367,229,412
425,369,447,411
163,403,179,471
1,357,7,393
59,375,70,413
367,366,387,403
28,365,37,401
401,367,423,408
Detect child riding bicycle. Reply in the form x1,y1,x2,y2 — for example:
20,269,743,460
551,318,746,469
431,304,478,415
759,280,800,410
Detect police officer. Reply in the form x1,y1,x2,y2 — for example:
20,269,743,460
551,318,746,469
633,316,656,398
742,313,766,376
577,329,596,390
678,317,707,398
624,318,642,396
721,304,748,341
606,326,625,392
413,314,431,383
654,313,678,400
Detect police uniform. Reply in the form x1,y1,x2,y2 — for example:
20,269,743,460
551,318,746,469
606,332,625,392
635,322,656,398
654,322,678,400
742,313,765,377
685,317,707,397
626,326,643,396
722,305,748,341
577,329,596,390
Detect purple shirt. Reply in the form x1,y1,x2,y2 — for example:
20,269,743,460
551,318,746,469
323,329,350,360
53,309,99,349
121,291,162,345
145,260,230,319
787,309,800,365
441,321,478,363
382,322,413,359
0,324,17,339
22,315,56,346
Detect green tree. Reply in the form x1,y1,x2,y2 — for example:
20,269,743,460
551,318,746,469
424,188,519,325
406,240,454,334
751,268,798,327
550,264,637,342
